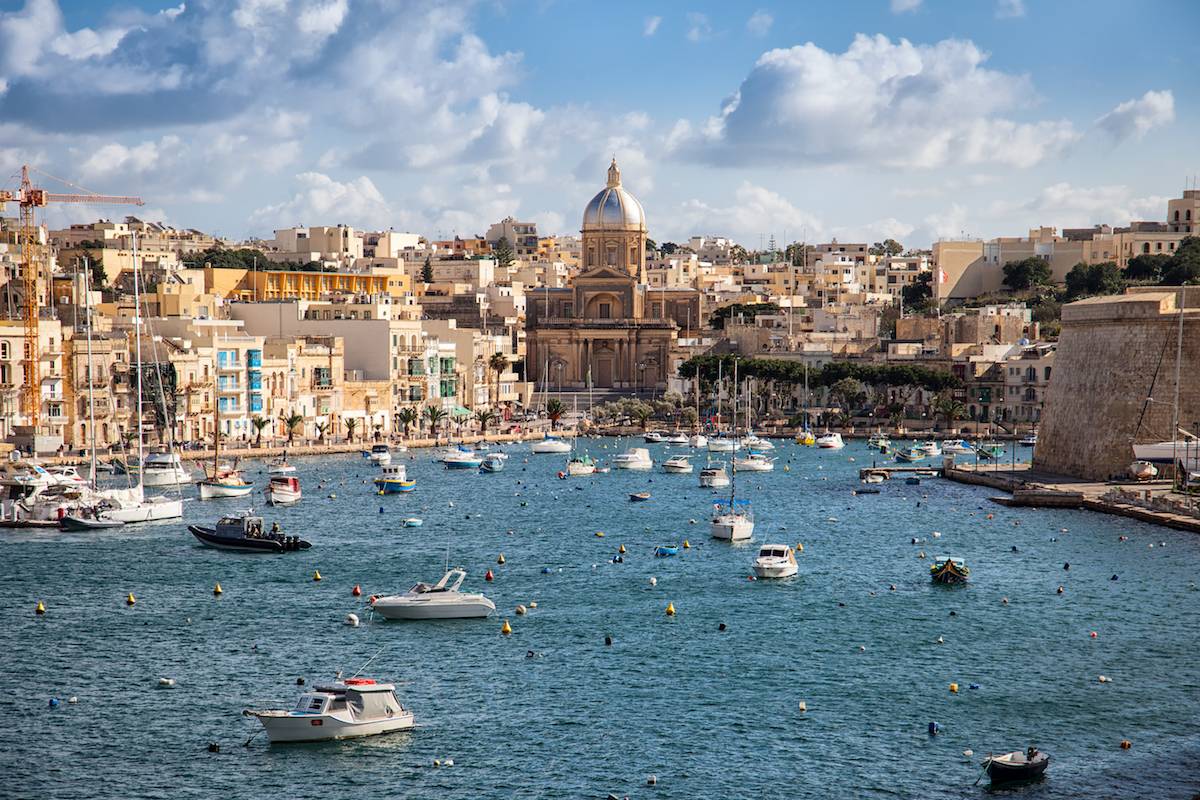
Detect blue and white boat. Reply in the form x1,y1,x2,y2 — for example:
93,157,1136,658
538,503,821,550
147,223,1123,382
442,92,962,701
894,445,927,463
374,464,415,494
442,446,483,470
479,453,506,473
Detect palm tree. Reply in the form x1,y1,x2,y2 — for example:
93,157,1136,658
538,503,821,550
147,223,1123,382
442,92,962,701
632,405,654,431
545,398,564,431
251,416,269,448
344,417,359,444
932,392,966,432
281,412,304,445
315,421,328,444
475,409,497,435
396,407,418,440
488,352,508,406
424,406,447,441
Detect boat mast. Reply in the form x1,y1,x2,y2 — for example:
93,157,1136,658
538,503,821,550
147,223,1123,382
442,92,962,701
212,342,220,479
716,359,723,433
83,257,97,486
1172,288,1186,486
132,232,144,490
730,358,738,507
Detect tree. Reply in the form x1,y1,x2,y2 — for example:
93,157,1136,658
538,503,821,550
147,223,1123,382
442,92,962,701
545,398,564,430
869,238,904,257
474,409,497,434
829,378,867,415
280,412,304,445
631,404,653,430
1002,257,1053,290
729,244,749,264
343,417,358,443
932,392,966,431
1162,236,1200,285
1125,253,1170,281
421,255,433,284
488,352,508,406
424,406,447,440
251,416,269,448
396,407,418,439
901,272,933,308
493,236,515,271
315,421,328,443
660,241,679,255
1065,261,1123,299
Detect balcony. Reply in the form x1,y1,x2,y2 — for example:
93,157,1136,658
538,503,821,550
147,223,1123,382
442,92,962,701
217,362,243,371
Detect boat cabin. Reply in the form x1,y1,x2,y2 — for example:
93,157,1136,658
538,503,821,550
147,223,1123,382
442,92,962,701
215,513,264,538
296,681,403,719
379,464,407,481
371,445,390,455
268,476,300,491
756,545,794,561
408,569,467,595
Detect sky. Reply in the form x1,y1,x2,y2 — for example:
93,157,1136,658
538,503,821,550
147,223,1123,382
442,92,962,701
0,0,1197,248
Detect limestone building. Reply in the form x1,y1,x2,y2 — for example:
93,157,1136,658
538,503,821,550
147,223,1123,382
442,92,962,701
525,160,700,391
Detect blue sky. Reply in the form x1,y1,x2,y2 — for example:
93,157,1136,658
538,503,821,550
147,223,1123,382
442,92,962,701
2,0,1197,247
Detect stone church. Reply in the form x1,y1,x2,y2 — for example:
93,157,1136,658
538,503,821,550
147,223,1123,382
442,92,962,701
525,160,700,391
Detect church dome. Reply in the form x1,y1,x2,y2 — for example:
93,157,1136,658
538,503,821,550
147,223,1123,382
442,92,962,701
582,159,646,232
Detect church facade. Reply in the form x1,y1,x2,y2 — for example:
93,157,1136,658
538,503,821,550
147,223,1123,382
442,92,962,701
525,160,700,391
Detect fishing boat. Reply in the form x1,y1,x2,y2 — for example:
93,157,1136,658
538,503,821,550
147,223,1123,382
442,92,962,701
369,444,392,465
612,448,653,470
374,463,415,494
941,439,974,454
264,475,302,506
867,432,890,449
752,544,798,578
653,545,679,558
688,433,709,449
983,748,1050,785
663,431,689,445
267,457,296,475
929,555,969,584
442,447,483,470
403,517,423,527
531,435,572,455
188,512,310,553
479,453,506,473
698,463,730,488
1129,460,1159,481
975,442,1006,460
566,453,597,477
370,568,495,620
919,441,942,457
662,455,694,474
244,678,414,743
733,453,774,472
895,445,927,463
629,491,652,502
643,431,663,444
199,465,254,499
1018,431,1038,447
815,432,844,449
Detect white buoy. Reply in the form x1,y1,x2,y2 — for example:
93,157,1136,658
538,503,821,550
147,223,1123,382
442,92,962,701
936,636,944,644
646,774,657,786
444,758,454,767
798,700,807,712
345,613,360,627
1099,675,1110,683
158,678,176,688
649,577,657,586
932,531,942,538
68,696,78,704
963,749,974,758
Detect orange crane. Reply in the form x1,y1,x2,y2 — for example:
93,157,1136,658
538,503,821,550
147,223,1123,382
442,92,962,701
0,165,142,429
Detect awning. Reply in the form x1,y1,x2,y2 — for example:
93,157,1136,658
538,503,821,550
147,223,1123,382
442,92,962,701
452,406,472,416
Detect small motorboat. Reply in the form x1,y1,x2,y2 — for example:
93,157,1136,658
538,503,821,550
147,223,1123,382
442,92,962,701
905,476,921,485
663,431,689,445
941,439,974,455
244,678,414,743
854,487,881,495
983,747,1049,784
369,444,392,465
929,555,969,584
643,431,663,444
59,512,125,531
975,442,1005,460
402,517,423,528
370,568,495,619
1129,460,1158,481
711,498,754,541
629,491,652,502
531,436,572,455
612,448,653,470
442,447,483,470
733,453,774,472
707,436,740,453
815,432,844,449
479,453,506,473
653,545,679,558
743,434,775,452
752,544,798,578
374,464,416,494
566,453,597,477
688,434,708,449
662,455,694,474
267,458,296,475
919,441,942,457
864,471,886,484
1018,431,1039,447
867,432,890,449
133,453,193,487
188,512,310,553
698,464,730,488
265,475,302,506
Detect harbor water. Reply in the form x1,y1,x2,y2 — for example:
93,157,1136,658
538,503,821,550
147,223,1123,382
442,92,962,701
2,438,1198,799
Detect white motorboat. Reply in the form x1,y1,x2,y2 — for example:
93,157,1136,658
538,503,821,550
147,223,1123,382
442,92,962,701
1018,431,1038,447
369,445,392,465
743,434,775,452
244,678,414,743
441,448,483,470
688,434,708,449
698,464,730,488
752,544,798,578
733,453,775,472
863,471,886,484
815,432,844,449
531,435,572,455
267,458,296,475
612,447,654,470
707,437,740,453
941,439,974,455
867,432,890,449
664,431,689,445
265,475,302,506
711,499,754,541
919,441,942,457
1129,460,1159,480
44,465,89,486
138,453,193,487
643,431,663,443
662,455,694,474
370,569,496,620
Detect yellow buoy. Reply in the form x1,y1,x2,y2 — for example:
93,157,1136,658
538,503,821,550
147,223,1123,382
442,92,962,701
666,602,676,616
501,619,512,635
783,465,790,472
313,570,323,582
595,531,605,538
35,600,46,615
618,544,626,554
949,682,959,693
682,540,690,549
497,553,506,565
796,542,804,552
125,592,136,606
213,583,223,596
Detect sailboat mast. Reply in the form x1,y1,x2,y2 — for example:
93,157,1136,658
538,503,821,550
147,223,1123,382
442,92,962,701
1172,288,1186,483
132,232,144,487
730,359,738,506
212,342,220,477
83,257,97,485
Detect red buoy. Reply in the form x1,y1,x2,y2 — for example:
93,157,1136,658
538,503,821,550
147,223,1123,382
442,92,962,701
352,584,362,597
485,569,494,582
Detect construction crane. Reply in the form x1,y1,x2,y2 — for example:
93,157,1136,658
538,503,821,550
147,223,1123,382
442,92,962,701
0,165,142,430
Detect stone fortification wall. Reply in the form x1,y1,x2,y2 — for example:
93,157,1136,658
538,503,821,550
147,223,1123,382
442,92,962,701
1034,289,1200,480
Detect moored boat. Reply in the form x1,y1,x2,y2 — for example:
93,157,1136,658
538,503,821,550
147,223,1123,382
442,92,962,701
662,455,694,474
733,453,774,472
707,436,740,453
698,464,730,488
919,440,942,457
929,555,969,584
895,446,927,463
1018,431,1038,447
612,448,653,470
752,544,798,578
643,431,663,443
531,436,572,455
244,678,414,743
711,498,754,541
479,453,506,473
374,464,415,494
983,748,1049,784
688,434,708,449
370,568,495,620
267,457,296,475
941,439,974,455
629,491,652,502
441,447,483,470
653,545,679,558
566,453,597,477
795,429,816,446
815,432,844,449
975,442,1005,460
369,444,392,465
188,512,310,552
265,475,302,506
59,512,125,531
663,431,689,445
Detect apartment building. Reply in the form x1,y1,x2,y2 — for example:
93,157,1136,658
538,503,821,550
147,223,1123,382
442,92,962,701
485,217,539,257
264,225,364,266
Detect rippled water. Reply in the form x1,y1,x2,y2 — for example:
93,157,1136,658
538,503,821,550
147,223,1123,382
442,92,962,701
2,438,1198,799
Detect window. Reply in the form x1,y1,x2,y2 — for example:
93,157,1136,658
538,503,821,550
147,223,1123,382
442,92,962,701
599,303,611,319
0,341,8,359
1044,366,1052,381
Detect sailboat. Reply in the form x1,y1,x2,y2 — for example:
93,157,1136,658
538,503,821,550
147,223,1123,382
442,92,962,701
711,360,754,542
198,341,253,500
564,392,596,476
795,361,816,446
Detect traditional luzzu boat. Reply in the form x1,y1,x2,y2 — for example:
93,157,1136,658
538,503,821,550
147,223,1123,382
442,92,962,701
264,475,302,506
895,445,927,463
374,464,415,494
244,678,414,743
929,555,970,584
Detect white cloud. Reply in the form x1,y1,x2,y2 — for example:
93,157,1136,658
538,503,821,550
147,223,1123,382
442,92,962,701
1096,90,1175,141
831,217,916,244
79,136,186,179
995,0,1025,18
746,10,773,36
296,0,348,37
531,210,565,235
921,203,970,241
668,182,823,245
685,12,711,43
643,15,661,36
995,183,1168,228
251,172,394,231
890,0,922,13
671,34,1080,169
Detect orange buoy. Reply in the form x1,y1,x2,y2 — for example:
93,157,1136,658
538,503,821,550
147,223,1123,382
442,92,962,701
618,544,626,554
501,619,512,635
485,569,494,582
682,540,690,549
352,584,362,597
1120,739,1132,750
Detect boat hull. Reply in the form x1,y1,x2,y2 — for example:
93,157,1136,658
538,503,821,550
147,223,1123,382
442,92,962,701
140,468,193,487
198,481,254,500
711,515,754,541
266,489,302,506
753,562,797,579
531,440,572,454
59,516,124,531
249,710,415,743
662,463,693,474
374,479,416,494
566,462,596,476
371,598,495,620
985,753,1049,784
188,526,310,553
103,497,183,523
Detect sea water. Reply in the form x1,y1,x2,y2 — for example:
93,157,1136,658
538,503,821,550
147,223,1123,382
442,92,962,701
1,439,1198,799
